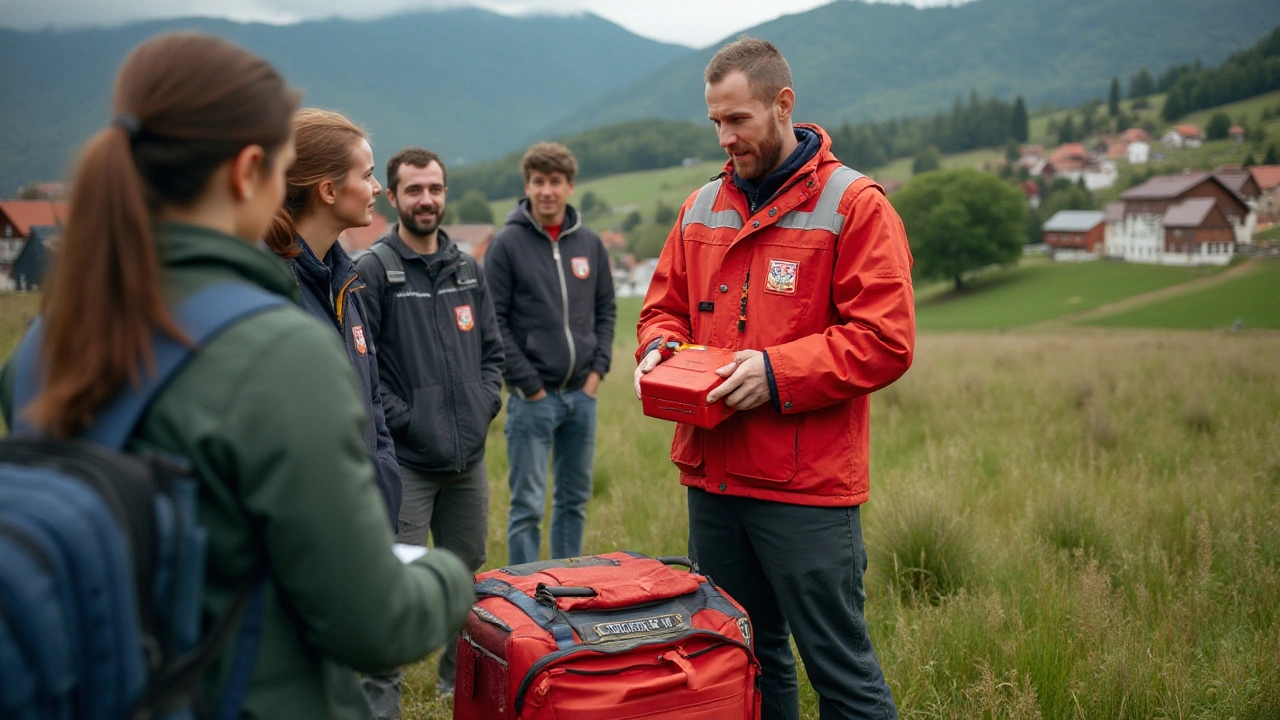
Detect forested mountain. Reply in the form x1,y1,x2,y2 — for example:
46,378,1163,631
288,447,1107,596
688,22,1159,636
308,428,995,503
560,0,1278,136
0,9,688,194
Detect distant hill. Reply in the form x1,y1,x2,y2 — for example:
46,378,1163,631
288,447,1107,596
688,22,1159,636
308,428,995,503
0,10,689,194
560,0,1279,136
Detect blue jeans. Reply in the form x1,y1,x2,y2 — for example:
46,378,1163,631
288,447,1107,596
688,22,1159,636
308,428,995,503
688,488,897,720
505,388,597,566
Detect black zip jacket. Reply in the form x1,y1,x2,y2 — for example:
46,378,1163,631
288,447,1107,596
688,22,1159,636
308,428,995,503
485,200,616,397
287,238,402,530
355,226,504,473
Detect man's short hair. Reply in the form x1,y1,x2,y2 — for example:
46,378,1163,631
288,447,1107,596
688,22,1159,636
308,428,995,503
704,37,793,106
521,142,579,184
386,147,447,195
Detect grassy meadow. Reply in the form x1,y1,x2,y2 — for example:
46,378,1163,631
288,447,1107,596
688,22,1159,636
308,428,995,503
2,256,1277,719
913,258,1224,331
399,270,1280,719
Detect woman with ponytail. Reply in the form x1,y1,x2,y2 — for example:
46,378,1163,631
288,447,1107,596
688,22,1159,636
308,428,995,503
0,33,474,719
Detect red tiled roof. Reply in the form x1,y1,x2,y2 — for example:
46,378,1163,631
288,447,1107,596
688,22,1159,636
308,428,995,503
1049,143,1087,165
0,200,68,237
1250,165,1280,191
1228,126,1245,135
1121,128,1152,143
1173,124,1202,139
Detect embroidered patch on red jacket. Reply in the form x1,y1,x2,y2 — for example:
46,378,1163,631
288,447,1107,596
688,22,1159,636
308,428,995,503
764,258,799,295
572,256,590,279
455,304,475,331
352,325,368,355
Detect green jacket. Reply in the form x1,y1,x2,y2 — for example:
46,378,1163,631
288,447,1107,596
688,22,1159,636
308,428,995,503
0,224,475,719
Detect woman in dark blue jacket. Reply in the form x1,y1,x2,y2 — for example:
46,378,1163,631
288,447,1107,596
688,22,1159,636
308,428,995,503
263,108,400,531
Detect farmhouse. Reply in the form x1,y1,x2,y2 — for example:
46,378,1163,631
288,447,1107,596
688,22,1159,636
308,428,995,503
0,199,67,290
1248,164,1280,222
1043,210,1104,260
12,225,55,291
1161,124,1203,149
1105,172,1251,265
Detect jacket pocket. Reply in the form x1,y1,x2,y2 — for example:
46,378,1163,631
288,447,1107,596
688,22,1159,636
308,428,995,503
405,386,452,465
671,423,704,474
724,409,798,483
456,380,496,460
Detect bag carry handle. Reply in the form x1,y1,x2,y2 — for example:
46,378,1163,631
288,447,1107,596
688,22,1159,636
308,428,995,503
621,651,700,701
657,556,694,571
534,583,597,607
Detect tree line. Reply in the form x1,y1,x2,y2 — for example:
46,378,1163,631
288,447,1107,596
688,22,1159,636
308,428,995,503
1153,27,1280,120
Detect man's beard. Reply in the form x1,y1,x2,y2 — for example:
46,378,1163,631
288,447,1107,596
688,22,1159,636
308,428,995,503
734,123,785,181
398,204,442,237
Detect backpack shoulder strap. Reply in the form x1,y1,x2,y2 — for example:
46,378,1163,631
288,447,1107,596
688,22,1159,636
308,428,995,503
11,282,286,450
365,240,406,285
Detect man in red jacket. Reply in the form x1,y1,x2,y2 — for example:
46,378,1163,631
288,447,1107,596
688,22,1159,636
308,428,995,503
635,38,914,719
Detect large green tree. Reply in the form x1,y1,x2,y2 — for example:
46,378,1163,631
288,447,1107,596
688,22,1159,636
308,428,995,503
454,188,494,224
1205,112,1232,140
892,169,1026,292
912,146,941,175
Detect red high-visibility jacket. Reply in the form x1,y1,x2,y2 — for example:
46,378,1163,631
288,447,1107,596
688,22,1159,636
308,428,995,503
637,125,915,507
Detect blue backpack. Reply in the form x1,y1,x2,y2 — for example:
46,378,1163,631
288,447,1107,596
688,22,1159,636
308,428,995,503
0,283,285,720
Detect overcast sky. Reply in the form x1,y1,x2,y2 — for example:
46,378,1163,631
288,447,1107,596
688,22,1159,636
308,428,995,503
0,0,969,48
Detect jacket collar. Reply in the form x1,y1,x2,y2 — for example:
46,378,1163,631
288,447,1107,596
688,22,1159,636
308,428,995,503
718,123,836,214
291,236,359,297
505,198,583,241
157,222,297,299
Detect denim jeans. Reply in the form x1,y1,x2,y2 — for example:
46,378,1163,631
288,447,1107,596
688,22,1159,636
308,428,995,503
687,488,898,720
505,388,597,566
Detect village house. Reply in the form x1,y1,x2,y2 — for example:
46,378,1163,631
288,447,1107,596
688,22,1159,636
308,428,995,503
1127,141,1150,164
0,199,68,290
12,225,55,291
1104,172,1252,265
1161,124,1203,149
1042,210,1104,261
1248,164,1280,222
1044,142,1117,190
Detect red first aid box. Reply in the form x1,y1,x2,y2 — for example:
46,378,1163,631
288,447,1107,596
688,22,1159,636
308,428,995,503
640,346,738,429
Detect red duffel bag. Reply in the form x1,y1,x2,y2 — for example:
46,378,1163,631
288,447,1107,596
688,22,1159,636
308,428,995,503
453,551,761,720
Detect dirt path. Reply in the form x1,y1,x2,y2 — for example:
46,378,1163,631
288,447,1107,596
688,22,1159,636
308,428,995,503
1025,257,1261,330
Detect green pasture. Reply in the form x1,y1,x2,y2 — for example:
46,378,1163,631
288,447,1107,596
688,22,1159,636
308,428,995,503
868,146,1004,183
403,326,1280,719
913,258,1223,331
1086,258,1280,330
489,160,724,231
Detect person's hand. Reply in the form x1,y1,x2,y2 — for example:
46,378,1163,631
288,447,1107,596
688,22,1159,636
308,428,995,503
633,349,664,399
526,388,548,401
583,371,602,398
706,350,771,411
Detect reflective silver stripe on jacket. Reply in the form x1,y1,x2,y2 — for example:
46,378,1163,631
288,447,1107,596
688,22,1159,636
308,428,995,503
774,166,864,235
681,179,744,231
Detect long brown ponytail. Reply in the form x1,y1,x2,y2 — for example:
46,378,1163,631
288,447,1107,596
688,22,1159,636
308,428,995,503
25,32,299,437
263,108,366,259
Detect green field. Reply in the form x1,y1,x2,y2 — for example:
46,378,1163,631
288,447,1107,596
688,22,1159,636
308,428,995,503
1086,258,1280,329
868,146,1005,183
913,259,1223,331
403,326,1280,719
489,160,724,232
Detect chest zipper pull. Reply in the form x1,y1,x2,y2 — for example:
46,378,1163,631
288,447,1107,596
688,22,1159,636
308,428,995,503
737,271,750,332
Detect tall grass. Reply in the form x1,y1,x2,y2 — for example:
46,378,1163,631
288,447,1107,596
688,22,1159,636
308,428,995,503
405,329,1280,719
